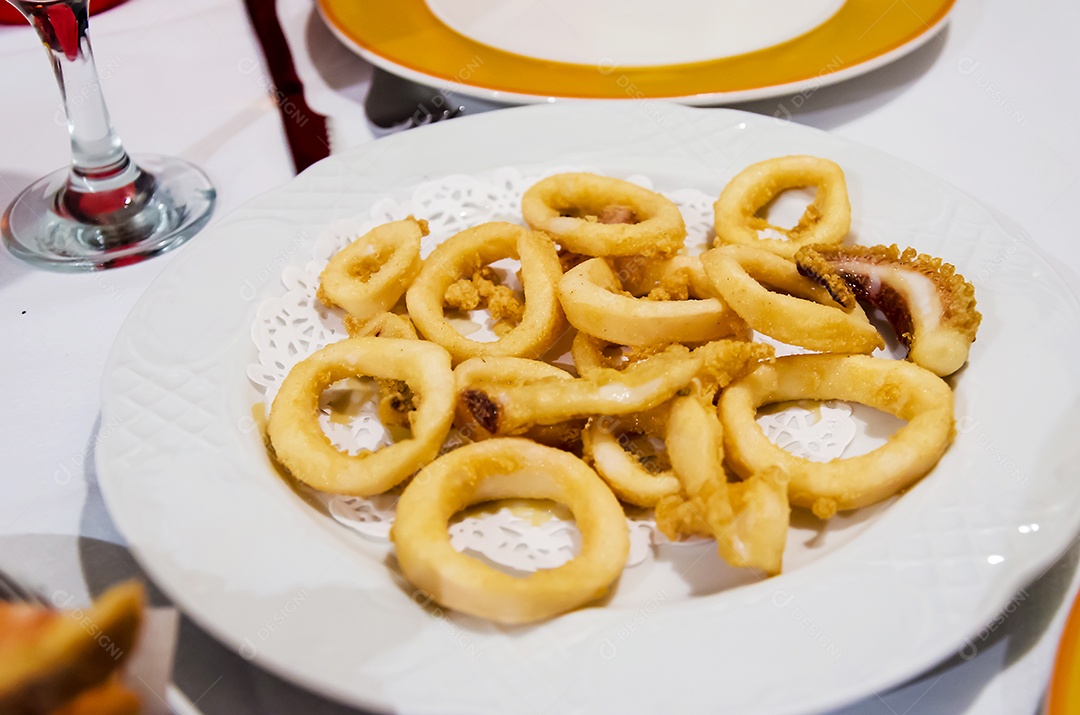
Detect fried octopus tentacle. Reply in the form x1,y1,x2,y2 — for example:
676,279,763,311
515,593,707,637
795,244,981,376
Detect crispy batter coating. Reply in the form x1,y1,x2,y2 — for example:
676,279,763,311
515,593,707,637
713,156,850,257
720,354,955,512
560,257,748,346
391,439,629,624
317,217,427,320
798,244,982,376
523,173,686,257
701,244,884,354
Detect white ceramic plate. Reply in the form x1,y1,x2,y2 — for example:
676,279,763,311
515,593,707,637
317,0,956,105
98,103,1080,715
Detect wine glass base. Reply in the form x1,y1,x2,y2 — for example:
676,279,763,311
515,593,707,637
2,154,216,272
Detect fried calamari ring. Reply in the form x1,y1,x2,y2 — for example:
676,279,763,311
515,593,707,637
714,155,851,257
719,354,955,514
391,438,630,625
461,344,703,435
317,217,427,321
560,258,747,346
343,311,419,340
613,254,715,301
267,338,455,496
406,222,565,363
796,245,981,376
701,245,884,354
522,173,686,257
653,396,790,575
464,340,771,435
570,333,646,377
454,356,583,450
582,407,682,507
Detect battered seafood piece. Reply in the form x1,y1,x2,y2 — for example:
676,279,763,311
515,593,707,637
267,338,455,496
391,439,630,625
461,340,772,435
559,257,747,347
582,404,682,507
653,396,790,575
570,333,670,377
720,353,955,516
701,244,884,354
406,222,565,363
713,155,851,257
317,217,426,321
343,311,419,340
522,173,686,257
453,356,584,451
796,244,981,376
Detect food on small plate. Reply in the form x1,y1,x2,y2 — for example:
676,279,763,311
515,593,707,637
391,438,629,625
796,244,982,376
720,353,955,518
267,338,455,496
405,222,565,363
701,244,884,354
317,217,426,321
522,172,686,257
0,581,143,715
713,154,850,257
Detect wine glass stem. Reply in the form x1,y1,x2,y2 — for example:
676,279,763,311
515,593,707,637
14,0,133,183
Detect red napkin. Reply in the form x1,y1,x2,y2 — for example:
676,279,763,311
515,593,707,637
242,0,331,173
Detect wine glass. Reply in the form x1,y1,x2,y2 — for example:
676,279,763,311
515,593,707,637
3,0,215,271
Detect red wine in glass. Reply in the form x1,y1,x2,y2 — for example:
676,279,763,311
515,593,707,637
3,0,215,271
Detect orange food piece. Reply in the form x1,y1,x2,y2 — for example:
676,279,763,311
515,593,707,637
0,581,143,715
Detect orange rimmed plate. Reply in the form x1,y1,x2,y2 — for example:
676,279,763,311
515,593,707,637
1047,587,1080,714
317,0,955,104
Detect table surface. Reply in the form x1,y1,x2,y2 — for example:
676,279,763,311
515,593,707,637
2,0,1078,713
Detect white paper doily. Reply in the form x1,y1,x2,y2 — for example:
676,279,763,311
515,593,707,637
247,167,862,574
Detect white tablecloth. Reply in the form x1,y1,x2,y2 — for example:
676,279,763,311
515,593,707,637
1,0,1078,712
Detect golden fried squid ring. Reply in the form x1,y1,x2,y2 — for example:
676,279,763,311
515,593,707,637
653,396,790,575
317,217,427,321
582,406,681,507
267,338,455,496
796,244,981,376
391,438,630,625
571,333,633,377
720,354,955,515
713,155,851,257
406,222,565,363
701,245,884,354
454,357,583,450
343,311,419,340
463,340,772,435
521,173,686,257
560,258,747,347
463,345,704,436
613,254,715,301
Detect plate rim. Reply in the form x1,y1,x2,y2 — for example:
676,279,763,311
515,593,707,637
97,102,1080,715
316,0,956,105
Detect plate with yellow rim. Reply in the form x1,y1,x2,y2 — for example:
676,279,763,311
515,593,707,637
1047,589,1080,714
317,0,955,104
